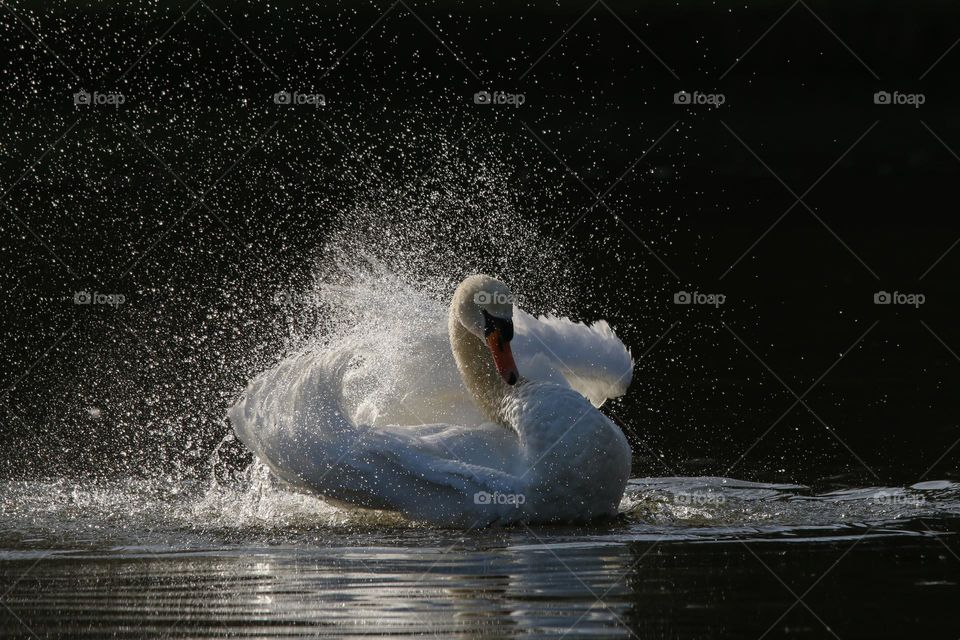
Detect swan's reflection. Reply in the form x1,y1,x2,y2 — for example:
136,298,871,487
6,535,637,637
190,534,641,637
4,527,957,638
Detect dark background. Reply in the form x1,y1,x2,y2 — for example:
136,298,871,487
0,0,957,488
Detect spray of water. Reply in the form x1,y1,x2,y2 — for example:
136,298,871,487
8,118,949,543
1,123,650,539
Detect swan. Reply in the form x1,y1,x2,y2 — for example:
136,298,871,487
228,274,633,527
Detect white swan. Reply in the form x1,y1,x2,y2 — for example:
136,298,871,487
228,275,633,527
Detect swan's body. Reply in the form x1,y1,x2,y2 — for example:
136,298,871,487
229,275,633,527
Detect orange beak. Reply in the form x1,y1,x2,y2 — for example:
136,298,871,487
486,329,519,385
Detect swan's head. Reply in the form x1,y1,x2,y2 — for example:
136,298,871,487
453,274,520,386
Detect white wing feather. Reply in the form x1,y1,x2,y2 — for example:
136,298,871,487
513,309,633,406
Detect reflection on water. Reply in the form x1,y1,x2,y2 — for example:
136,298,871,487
1,476,959,638
3,535,959,638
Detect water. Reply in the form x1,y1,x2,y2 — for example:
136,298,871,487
3,2,960,637
2,474,959,638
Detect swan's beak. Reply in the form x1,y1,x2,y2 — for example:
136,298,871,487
486,330,519,386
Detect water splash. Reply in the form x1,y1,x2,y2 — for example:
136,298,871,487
2,473,958,556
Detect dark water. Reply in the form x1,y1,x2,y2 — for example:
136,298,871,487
3,1,960,637
2,476,959,638
4,535,958,639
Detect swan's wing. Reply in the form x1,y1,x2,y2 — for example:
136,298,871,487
334,422,527,525
512,308,633,407
229,347,525,526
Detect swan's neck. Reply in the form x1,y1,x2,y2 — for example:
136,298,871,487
448,309,509,424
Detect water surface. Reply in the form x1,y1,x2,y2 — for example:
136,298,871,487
2,475,958,638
